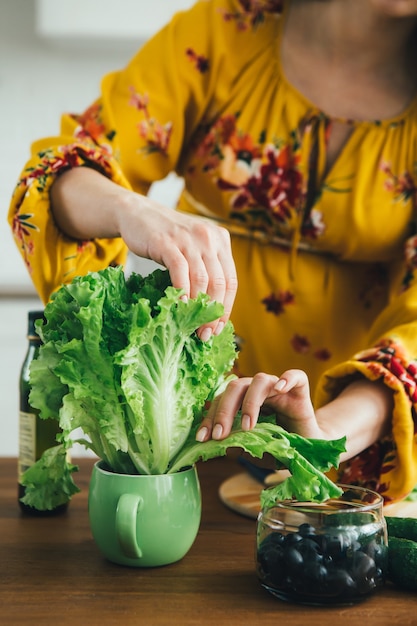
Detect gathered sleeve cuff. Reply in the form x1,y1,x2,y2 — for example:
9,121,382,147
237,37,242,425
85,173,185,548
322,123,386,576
7,129,134,303
315,340,417,503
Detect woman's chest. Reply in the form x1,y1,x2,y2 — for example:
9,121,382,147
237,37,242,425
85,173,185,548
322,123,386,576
183,90,417,262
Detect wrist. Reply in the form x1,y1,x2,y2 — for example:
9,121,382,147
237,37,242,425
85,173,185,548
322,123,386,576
114,189,151,240
315,378,393,460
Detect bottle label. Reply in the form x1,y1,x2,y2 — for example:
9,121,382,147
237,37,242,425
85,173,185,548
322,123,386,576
18,411,36,480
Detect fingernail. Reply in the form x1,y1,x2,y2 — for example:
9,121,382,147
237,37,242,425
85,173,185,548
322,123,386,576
180,294,188,302
196,427,208,442
212,424,223,440
200,327,213,342
274,379,286,391
214,321,224,336
241,414,251,431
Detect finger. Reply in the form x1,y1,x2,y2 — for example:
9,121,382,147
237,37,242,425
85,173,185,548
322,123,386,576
211,228,238,329
192,226,236,337
198,264,237,339
159,248,192,298
214,267,238,334
198,254,230,339
160,247,214,340
273,369,310,395
196,378,254,441
195,394,222,442
164,248,210,299
202,256,226,310
159,224,237,340
179,220,220,300
182,223,235,304
210,377,255,439
238,373,280,429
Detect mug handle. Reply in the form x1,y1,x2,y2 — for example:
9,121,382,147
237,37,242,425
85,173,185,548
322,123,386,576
116,493,143,559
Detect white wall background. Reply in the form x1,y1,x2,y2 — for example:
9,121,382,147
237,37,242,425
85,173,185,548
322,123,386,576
0,0,190,456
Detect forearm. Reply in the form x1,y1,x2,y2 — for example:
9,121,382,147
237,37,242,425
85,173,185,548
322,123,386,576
49,165,237,336
50,166,139,240
316,378,393,462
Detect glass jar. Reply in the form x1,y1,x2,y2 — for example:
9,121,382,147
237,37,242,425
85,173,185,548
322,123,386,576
256,484,387,606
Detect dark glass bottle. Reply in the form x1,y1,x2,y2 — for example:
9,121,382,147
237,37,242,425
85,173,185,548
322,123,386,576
18,310,67,515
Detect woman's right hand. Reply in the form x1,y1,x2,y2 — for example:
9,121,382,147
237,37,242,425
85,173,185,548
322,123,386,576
117,192,238,339
51,167,238,339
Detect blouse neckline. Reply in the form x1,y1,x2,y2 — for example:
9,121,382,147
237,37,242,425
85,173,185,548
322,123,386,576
275,0,417,128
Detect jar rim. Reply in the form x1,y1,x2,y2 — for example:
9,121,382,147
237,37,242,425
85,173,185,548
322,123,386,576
261,483,384,516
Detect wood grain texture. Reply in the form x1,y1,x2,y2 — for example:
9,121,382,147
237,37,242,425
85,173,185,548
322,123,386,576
2,456,417,625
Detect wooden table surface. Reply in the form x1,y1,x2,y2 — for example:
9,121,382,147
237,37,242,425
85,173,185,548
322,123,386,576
2,455,417,626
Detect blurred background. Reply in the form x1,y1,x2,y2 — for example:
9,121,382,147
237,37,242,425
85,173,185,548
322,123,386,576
0,0,193,456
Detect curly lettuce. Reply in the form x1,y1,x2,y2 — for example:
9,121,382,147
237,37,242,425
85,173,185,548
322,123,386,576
21,266,344,511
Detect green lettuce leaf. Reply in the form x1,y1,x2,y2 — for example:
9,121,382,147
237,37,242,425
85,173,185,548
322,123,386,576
20,445,80,511
27,266,236,476
115,290,237,473
169,415,345,503
22,266,345,511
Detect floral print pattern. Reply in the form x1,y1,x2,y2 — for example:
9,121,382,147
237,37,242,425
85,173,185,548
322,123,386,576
12,144,114,274
71,103,107,143
186,48,210,73
337,437,394,500
261,290,294,315
291,334,310,354
290,335,331,361
380,161,417,290
11,212,38,274
334,338,417,499
381,160,417,204
313,348,331,361
194,113,315,235
356,339,417,409
220,0,283,30
129,88,172,156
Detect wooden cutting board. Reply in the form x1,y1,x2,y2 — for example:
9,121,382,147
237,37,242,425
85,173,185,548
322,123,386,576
218,472,417,520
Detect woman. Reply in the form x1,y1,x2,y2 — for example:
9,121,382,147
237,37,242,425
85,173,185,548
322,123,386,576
8,0,417,501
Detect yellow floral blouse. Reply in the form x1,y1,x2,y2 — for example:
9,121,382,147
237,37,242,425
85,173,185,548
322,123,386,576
8,0,417,502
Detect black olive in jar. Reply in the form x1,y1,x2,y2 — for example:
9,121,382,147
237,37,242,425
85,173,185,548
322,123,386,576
256,486,387,606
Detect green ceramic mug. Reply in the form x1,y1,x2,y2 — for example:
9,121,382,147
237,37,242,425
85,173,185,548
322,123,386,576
88,461,202,567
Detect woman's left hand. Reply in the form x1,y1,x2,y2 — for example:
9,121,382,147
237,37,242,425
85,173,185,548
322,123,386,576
195,369,323,442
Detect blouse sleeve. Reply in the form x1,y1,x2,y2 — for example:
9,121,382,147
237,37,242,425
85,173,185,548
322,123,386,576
7,0,225,304
315,240,417,502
